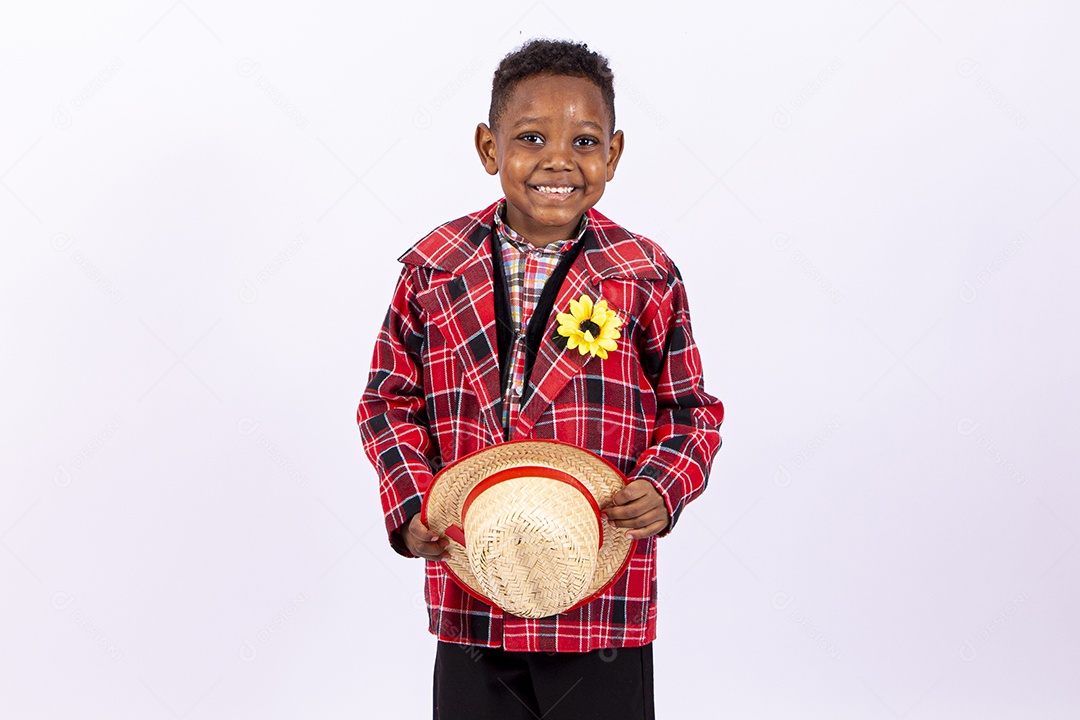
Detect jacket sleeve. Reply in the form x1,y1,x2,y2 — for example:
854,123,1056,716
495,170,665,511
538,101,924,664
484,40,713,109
626,262,724,535
357,264,436,557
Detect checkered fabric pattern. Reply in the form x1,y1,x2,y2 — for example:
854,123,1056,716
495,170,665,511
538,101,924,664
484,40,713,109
493,199,586,433
357,198,724,652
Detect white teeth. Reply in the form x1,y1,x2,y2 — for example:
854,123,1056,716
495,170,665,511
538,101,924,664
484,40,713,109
535,185,574,194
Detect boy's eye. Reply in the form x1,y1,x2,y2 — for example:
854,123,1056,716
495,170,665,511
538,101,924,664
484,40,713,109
575,137,599,147
519,133,543,144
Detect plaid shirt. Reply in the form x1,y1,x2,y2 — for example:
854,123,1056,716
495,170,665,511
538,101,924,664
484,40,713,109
493,199,587,433
357,198,724,652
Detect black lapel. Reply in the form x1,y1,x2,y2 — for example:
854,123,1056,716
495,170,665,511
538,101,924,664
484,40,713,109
520,233,588,405
491,227,514,424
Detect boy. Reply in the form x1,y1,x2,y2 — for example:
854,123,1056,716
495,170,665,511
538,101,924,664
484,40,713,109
357,39,724,719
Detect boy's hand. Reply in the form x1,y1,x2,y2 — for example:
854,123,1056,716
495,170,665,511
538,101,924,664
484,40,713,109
400,515,449,561
602,480,670,540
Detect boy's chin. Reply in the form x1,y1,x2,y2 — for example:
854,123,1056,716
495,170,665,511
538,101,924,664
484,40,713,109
515,207,587,231
508,192,600,218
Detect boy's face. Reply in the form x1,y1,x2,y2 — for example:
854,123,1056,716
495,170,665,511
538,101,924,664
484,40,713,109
475,73,624,247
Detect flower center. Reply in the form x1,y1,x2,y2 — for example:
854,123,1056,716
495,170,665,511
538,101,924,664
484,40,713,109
578,319,601,337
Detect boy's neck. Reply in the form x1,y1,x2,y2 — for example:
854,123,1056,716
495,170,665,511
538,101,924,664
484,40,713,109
500,207,586,248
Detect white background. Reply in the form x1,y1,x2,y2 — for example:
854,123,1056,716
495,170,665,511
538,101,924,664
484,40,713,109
2,1,1078,718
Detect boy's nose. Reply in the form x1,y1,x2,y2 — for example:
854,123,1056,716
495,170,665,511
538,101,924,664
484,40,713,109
540,142,575,170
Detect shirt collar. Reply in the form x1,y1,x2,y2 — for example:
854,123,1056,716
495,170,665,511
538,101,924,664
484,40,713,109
493,198,588,253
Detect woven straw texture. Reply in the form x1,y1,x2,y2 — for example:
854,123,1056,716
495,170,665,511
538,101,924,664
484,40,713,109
465,477,598,617
425,441,632,619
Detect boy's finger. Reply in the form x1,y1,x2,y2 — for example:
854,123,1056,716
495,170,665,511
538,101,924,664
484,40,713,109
414,539,448,560
603,503,640,521
611,481,650,506
407,520,441,543
625,518,669,540
606,506,668,528
605,489,647,512
603,495,662,520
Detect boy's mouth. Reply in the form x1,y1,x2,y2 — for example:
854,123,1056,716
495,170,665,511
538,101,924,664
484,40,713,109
530,184,578,199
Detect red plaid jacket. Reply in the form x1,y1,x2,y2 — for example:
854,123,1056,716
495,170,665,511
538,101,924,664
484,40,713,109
357,198,724,652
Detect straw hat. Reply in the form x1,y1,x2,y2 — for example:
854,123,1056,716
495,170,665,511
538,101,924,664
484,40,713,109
420,440,635,619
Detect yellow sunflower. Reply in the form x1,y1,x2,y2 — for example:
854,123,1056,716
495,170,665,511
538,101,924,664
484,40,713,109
555,294,623,359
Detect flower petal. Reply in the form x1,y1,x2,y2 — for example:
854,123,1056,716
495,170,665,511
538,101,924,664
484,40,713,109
578,295,593,317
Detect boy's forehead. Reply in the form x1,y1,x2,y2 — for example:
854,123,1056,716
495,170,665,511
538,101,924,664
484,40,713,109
502,73,612,129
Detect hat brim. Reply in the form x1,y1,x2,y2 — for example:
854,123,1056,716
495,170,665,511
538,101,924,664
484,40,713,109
420,439,635,618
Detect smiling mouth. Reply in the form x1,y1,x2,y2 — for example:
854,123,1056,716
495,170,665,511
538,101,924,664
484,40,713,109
531,185,578,198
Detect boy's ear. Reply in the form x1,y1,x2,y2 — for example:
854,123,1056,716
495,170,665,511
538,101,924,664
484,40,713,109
606,129,625,181
475,123,499,175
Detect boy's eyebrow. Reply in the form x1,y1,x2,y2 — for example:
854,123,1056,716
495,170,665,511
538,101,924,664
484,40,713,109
512,116,606,133
512,116,545,128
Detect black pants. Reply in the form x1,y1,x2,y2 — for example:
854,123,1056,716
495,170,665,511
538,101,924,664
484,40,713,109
433,640,655,720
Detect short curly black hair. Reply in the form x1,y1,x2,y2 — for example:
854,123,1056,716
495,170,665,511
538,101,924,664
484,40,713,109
488,38,616,133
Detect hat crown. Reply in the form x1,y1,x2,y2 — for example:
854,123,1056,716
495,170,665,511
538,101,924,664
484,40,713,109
465,476,599,618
